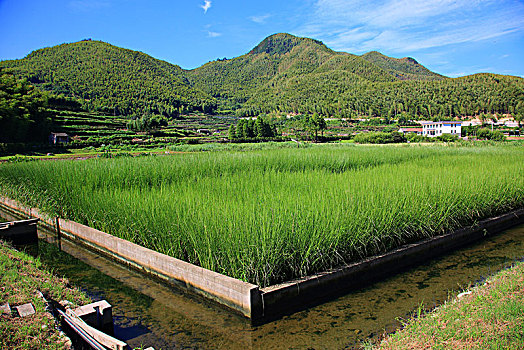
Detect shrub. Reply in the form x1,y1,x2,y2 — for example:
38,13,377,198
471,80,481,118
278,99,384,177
354,132,406,144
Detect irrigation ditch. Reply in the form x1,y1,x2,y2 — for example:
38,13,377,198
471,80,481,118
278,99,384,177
1,196,523,324
1,198,524,348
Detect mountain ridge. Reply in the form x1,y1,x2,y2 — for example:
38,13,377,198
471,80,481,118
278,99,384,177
1,40,217,117
1,33,522,120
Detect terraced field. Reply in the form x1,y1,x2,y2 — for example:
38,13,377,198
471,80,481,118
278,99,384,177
51,111,235,146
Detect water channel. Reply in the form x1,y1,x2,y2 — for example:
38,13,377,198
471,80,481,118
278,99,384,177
3,208,524,349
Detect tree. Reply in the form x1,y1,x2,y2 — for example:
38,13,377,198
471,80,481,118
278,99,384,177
255,117,264,138
126,114,167,132
515,102,524,128
243,121,252,138
315,113,327,137
0,71,51,143
476,128,505,141
303,113,327,141
228,124,236,141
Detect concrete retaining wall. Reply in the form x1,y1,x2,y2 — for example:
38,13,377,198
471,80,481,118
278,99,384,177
257,209,524,322
0,197,260,318
1,196,522,323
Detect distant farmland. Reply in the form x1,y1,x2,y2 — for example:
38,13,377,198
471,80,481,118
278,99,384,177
0,144,522,287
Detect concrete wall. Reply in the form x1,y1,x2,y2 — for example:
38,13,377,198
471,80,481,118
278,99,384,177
0,197,260,318
1,196,521,323
256,209,524,322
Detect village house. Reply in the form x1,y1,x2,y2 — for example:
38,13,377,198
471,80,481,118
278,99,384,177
420,121,462,137
398,127,423,135
49,132,70,145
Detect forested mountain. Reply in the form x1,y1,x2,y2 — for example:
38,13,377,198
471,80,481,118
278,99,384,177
1,33,523,122
240,71,524,120
187,33,403,111
1,40,216,117
188,33,523,119
360,51,443,81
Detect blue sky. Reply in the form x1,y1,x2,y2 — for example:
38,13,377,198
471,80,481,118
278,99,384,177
1,0,523,77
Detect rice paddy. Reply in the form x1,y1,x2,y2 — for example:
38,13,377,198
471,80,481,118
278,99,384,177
0,144,522,287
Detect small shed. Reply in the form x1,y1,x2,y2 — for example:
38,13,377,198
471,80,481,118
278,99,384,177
49,132,70,145
197,129,213,135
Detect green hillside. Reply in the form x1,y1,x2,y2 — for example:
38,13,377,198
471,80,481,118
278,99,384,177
360,51,444,81
189,33,523,119
2,33,523,123
1,40,216,117
240,71,524,119
187,33,404,112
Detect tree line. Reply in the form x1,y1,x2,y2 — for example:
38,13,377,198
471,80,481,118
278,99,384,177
228,117,278,140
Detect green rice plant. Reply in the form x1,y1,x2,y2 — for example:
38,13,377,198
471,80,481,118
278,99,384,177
0,144,522,286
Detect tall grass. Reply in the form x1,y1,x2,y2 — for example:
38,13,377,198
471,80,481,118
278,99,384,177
0,144,522,287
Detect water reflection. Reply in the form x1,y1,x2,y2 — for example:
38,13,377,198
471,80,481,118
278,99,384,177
3,210,523,349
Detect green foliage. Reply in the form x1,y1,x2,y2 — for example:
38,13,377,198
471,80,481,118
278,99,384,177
477,128,505,141
0,241,90,350
437,133,460,142
1,145,522,286
47,94,83,111
228,124,236,141
169,141,308,153
302,113,327,140
190,34,523,120
249,33,327,56
354,131,407,144
376,262,524,349
515,101,524,127
126,114,168,132
229,117,277,140
406,133,433,143
241,73,524,120
361,51,443,81
0,71,51,143
2,33,523,135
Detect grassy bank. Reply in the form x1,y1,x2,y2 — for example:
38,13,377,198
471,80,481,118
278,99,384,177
0,241,90,350
374,261,524,349
0,144,522,287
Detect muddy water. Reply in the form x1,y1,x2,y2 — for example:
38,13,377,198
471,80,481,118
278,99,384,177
5,211,524,349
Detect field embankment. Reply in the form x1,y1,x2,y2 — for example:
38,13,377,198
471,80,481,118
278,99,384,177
374,261,524,349
0,241,90,349
0,144,522,287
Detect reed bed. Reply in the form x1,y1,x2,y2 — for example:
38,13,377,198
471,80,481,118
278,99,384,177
0,144,522,287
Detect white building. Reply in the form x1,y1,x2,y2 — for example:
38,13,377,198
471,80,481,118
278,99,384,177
420,121,462,137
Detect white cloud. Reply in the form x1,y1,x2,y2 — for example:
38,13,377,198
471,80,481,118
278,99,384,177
298,0,524,54
201,0,212,14
207,31,221,38
249,14,271,24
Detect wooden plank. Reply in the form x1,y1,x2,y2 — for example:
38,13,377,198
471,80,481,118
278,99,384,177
65,309,127,350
